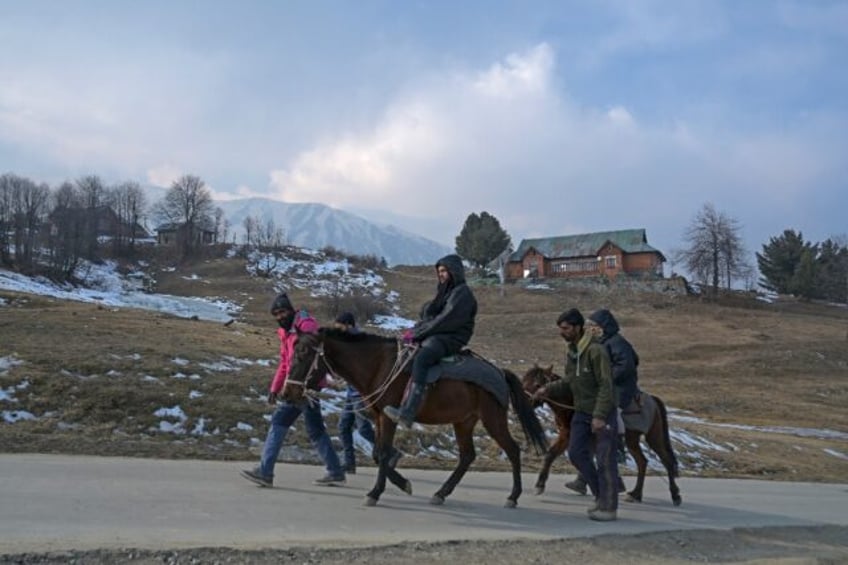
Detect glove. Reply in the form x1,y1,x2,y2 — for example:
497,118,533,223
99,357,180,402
267,391,278,405
402,329,415,345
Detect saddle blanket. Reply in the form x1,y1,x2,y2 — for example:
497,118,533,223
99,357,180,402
421,352,509,407
621,392,657,434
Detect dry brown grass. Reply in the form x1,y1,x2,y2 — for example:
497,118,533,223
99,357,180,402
2,257,847,483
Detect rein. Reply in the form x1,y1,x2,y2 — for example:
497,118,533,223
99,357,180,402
523,370,576,411
299,339,417,411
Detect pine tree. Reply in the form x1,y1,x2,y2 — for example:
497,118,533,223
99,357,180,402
455,212,511,268
756,229,815,294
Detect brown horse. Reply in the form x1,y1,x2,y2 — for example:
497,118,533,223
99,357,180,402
522,364,682,506
282,328,549,508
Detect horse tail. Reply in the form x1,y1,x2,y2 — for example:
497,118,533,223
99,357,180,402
504,369,549,456
654,395,679,478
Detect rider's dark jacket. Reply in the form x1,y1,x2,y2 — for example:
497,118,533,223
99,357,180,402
589,309,639,409
412,254,477,353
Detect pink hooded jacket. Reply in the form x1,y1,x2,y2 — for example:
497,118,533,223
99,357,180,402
269,310,318,394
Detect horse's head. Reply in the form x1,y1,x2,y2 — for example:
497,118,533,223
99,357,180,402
280,331,325,403
522,364,560,407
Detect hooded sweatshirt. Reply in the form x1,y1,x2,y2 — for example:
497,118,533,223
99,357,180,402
411,254,477,348
589,309,639,409
269,310,318,394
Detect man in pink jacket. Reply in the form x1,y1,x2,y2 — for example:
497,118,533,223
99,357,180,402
240,292,345,487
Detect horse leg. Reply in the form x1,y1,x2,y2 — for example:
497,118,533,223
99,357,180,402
624,430,647,503
371,413,412,497
645,420,682,506
383,450,412,495
365,418,407,506
536,429,566,495
481,409,524,508
431,418,478,506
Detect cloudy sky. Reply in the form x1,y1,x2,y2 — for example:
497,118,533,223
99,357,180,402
1,1,846,261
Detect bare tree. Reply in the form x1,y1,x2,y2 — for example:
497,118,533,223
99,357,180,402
242,215,259,249
109,181,148,256
46,181,86,281
0,174,15,266
0,174,49,271
151,175,215,258
676,203,751,296
75,175,106,260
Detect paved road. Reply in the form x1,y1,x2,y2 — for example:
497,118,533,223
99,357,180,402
1,454,847,554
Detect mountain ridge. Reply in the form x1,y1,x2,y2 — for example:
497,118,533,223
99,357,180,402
214,197,452,266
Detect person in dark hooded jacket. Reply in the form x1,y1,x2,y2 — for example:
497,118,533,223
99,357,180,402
384,254,477,428
587,309,640,411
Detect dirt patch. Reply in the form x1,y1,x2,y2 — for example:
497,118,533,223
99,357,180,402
4,525,847,564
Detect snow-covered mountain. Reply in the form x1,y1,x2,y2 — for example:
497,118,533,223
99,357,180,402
215,197,452,266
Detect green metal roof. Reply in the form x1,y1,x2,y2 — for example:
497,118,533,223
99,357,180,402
509,228,665,261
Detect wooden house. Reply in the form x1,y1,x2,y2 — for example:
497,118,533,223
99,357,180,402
505,228,665,281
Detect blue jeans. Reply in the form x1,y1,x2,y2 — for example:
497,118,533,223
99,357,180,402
259,398,344,479
339,389,376,468
568,410,619,512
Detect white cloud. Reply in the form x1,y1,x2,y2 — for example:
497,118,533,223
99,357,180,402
147,165,183,188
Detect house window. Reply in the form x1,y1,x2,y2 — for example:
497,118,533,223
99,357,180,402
605,256,617,269
552,260,599,273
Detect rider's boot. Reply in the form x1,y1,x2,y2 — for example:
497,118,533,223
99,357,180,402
383,383,426,429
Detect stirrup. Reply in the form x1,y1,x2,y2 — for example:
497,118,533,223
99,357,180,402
384,405,413,428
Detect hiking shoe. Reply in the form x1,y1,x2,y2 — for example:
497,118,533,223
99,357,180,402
240,467,272,488
313,474,346,486
588,508,617,522
565,477,588,495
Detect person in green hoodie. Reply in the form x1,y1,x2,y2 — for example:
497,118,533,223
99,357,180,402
533,308,619,522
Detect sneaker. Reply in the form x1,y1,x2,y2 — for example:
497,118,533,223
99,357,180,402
587,498,599,514
313,474,346,486
240,467,272,488
565,478,588,495
588,508,617,522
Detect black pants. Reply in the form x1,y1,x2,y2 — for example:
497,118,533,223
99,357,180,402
411,338,455,386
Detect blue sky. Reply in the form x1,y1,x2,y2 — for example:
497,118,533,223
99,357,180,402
1,1,846,264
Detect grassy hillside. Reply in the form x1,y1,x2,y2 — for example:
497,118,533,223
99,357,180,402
2,255,847,483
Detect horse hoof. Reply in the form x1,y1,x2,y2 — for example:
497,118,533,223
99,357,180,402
364,496,378,507
673,495,682,507
403,481,413,495
430,495,445,506
625,493,642,503
504,499,517,509
534,486,544,496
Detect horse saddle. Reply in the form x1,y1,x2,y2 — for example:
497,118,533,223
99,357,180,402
408,350,510,407
620,392,657,434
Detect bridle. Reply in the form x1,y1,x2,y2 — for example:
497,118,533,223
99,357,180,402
524,368,576,411
284,333,417,409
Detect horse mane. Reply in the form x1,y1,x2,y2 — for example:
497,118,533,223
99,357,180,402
318,326,398,345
